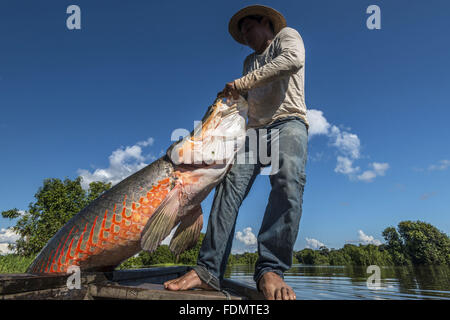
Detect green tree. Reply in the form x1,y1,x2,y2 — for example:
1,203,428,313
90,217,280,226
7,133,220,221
295,248,329,265
319,246,330,256
118,233,206,268
177,233,205,265
245,252,258,265
295,248,313,264
227,253,236,266
141,245,175,265
117,254,143,269
1,177,111,256
328,249,351,265
382,226,410,265
397,220,450,265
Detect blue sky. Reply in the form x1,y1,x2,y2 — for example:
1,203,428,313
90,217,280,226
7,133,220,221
1,0,449,254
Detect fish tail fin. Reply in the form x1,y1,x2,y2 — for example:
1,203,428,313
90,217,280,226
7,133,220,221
140,185,181,252
169,205,203,257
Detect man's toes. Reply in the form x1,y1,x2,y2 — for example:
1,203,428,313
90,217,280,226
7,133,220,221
163,279,176,288
291,291,297,300
288,288,296,300
166,280,181,290
275,288,283,300
282,287,290,300
263,287,274,300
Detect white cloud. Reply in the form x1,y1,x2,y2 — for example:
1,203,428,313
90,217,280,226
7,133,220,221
0,243,13,255
330,125,361,160
335,156,360,175
356,170,376,182
420,192,437,200
305,238,326,249
358,230,382,246
357,162,390,183
307,108,389,182
0,228,19,244
412,160,450,172
309,151,325,162
306,109,331,138
428,160,450,171
0,228,20,255
137,137,155,147
372,162,390,175
231,247,257,254
77,137,156,189
235,227,257,246
17,210,27,218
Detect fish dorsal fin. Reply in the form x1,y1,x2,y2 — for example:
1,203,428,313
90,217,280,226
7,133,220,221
140,185,182,252
169,205,203,257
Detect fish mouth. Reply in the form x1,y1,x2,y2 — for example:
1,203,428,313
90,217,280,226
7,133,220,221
167,95,248,166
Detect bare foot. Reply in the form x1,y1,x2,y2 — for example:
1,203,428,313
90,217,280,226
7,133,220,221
258,272,296,300
164,269,215,291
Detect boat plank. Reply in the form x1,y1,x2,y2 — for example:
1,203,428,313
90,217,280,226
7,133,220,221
89,283,241,300
0,267,262,300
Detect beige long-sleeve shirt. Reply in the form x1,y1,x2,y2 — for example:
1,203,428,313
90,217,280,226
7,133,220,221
234,27,309,129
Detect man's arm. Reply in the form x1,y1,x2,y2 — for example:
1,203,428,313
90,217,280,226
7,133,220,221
234,27,305,93
240,55,250,100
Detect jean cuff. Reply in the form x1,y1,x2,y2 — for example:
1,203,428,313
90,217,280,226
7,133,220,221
254,268,284,292
191,265,221,291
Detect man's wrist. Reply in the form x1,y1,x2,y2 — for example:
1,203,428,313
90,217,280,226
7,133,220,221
233,79,245,93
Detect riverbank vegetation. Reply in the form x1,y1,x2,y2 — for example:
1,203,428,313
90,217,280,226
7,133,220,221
1,177,449,273
0,254,35,273
295,221,450,266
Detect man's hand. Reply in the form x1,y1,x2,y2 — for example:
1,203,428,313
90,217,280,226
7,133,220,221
217,81,240,100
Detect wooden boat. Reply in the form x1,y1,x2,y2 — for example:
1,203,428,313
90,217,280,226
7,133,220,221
0,266,264,300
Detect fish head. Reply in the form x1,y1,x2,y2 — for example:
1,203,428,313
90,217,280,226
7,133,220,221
168,95,248,166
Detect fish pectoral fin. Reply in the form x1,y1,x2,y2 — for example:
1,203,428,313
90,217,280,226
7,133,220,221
169,205,203,257
140,185,181,252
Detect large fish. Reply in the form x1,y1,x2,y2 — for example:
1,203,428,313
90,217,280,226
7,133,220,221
27,96,248,273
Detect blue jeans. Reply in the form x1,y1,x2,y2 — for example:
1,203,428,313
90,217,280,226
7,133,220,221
192,116,308,291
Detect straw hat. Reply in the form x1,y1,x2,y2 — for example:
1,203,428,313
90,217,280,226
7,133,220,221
228,5,287,45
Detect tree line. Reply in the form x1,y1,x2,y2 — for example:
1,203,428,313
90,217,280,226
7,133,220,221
1,177,449,272
296,221,450,266
119,219,450,268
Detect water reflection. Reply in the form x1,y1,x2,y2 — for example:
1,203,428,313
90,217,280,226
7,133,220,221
224,264,450,300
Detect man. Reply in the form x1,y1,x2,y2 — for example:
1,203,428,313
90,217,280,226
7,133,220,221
164,5,308,300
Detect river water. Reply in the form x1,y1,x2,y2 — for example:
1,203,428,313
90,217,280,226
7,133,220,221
225,264,450,300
